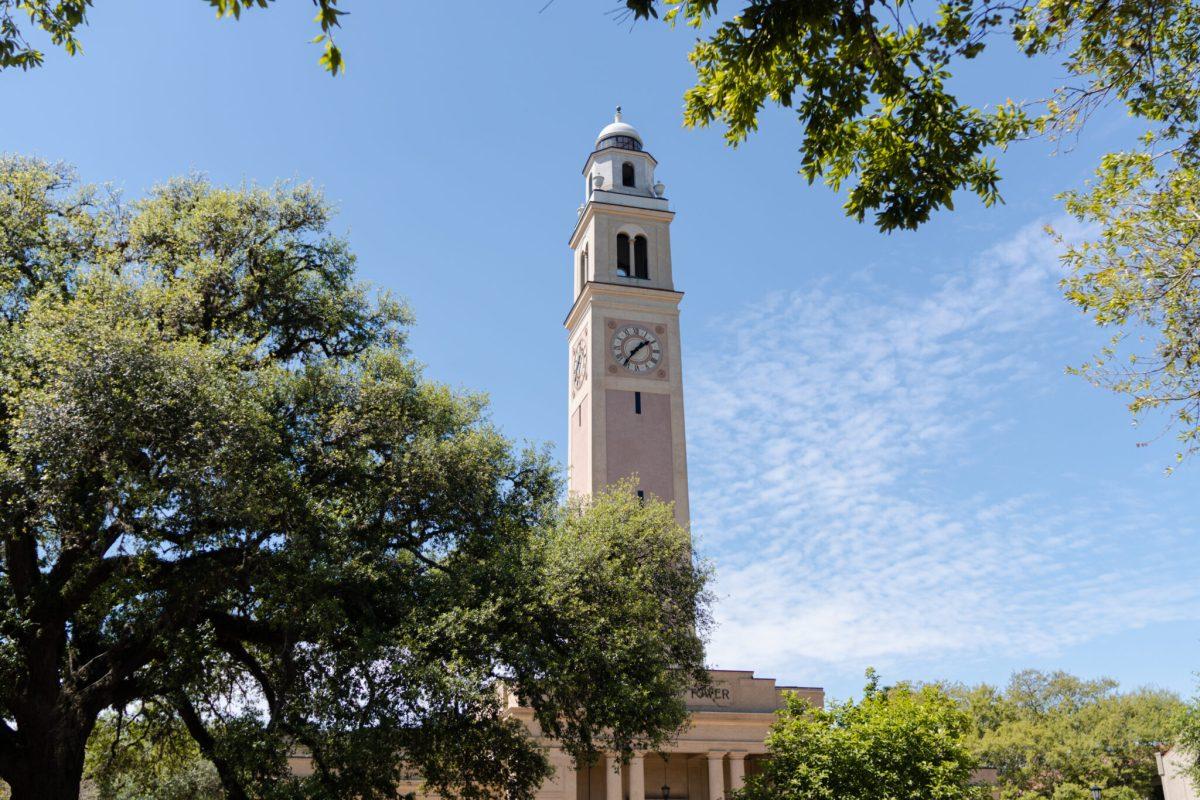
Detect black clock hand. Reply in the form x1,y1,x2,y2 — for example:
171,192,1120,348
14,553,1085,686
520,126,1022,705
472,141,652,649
623,339,649,364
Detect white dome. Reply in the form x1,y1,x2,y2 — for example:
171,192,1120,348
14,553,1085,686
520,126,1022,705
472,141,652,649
595,107,643,147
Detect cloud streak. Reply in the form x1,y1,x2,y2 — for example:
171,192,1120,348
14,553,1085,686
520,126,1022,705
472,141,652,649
684,221,1200,686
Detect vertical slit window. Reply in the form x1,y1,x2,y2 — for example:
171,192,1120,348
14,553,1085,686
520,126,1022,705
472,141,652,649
634,235,648,279
616,233,630,276
622,162,635,187
635,391,642,414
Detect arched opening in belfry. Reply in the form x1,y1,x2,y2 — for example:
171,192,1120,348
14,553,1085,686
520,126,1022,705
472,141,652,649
616,233,631,276
633,235,649,279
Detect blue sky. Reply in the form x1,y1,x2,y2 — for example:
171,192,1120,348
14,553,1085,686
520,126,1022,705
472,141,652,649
3,2,1197,702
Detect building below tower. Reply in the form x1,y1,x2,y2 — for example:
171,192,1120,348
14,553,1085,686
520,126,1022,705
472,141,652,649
290,109,824,800
288,671,823,800
503,671,823,800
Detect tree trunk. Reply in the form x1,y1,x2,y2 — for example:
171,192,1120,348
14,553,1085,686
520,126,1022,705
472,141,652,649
4,713,90,800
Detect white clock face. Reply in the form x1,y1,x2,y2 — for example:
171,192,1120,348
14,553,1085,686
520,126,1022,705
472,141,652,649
610,325,663,373
572,338,588,390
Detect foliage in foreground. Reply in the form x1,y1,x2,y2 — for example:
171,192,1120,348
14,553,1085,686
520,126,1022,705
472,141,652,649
949,670,1185,800
0,1,346,74
0,156,709,800
80,705,223,800
1166,684,1200,794
737,670,985,800
62,667,1197,800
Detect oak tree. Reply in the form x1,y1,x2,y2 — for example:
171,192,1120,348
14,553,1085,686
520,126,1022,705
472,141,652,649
0,157,710,800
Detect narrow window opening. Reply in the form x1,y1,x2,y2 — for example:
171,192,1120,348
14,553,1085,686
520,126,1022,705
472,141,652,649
616,233,630,276
633,235,649,279
579,245,588,289
634,391,642,414
622,162,636,187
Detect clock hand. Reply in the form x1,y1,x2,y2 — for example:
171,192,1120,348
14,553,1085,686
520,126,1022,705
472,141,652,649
623,339,649,364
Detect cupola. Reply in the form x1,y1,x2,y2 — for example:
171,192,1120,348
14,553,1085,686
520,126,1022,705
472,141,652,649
581,107,667,210
595,107,643,152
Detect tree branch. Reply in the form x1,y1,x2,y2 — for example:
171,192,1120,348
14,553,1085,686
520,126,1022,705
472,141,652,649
173,692,251,800
215,638,279,720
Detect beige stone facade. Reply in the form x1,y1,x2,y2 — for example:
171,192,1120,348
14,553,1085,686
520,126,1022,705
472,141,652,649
504,672,823,800
565,283,689,524
1158,747,1199,800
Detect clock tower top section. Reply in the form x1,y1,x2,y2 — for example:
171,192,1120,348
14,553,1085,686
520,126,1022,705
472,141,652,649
581,107,668,212
569,108,677,299
565,110,689,527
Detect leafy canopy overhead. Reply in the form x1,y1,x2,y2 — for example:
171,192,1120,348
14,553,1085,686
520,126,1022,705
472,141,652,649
0,0,346,74
632,0,1035,232
618,0,1200,228
0,157,710,800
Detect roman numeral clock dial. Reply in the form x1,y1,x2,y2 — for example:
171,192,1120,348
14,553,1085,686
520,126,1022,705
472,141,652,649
610,325,663,373
571,336,587,391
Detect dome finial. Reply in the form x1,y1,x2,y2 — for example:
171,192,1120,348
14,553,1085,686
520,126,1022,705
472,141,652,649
595,108,643,150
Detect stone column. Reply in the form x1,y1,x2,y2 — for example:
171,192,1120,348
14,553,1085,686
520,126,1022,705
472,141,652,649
606,754,623,800
629,754,646,800
707,751,726,800
560,753,578,800
728,751,747,794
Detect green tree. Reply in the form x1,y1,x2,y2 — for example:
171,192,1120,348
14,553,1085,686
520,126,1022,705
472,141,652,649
948,670,1184,800
1178,690,1200,789
615,0,1200,230
1057,152,1200,467
0,156,710,800
0,1,345,73
737,669,985,800
81,704,223,800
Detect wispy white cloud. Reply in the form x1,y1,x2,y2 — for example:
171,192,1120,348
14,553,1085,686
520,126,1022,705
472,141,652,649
685,220,1200,686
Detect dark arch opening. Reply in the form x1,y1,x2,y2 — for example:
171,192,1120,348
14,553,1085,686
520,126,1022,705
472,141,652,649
622,162,636,187
616,233,630,276
633,235,648,279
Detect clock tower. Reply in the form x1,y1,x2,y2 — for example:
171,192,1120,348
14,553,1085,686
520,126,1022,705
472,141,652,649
565,109,690,526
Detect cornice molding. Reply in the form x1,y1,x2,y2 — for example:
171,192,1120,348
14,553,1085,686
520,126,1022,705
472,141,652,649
569,200,675,247
563,281,684,330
